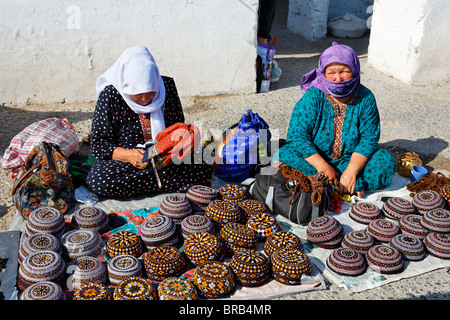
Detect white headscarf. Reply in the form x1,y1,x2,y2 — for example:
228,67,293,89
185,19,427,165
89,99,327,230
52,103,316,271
96,45,166,140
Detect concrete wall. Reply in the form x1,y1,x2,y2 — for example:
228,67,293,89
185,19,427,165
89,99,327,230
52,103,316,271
287,0,373,40
368,0,450,85
0,0,258,106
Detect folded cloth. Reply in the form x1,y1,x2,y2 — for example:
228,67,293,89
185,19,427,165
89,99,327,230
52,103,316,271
142,123,200,169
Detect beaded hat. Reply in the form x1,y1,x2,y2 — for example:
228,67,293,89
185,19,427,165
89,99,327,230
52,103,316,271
72,282,111,300
19,233,62,264
366,219,401,243
181,214,215,240
423,232,450,260
113,276,157,300
218,184,247,205
420,208,450,233
219,222,258,254
205,200,243,229
182,232,225,266
246,212,280,240
191,260,235,299
341,230,374,255
106,230,143,259
140,215,179,249
108,254,143,286
399,214,429,240
366,245,404,274
62,229,102,261
381,197,416,220
326,247,367,276
439,184,450,206
349,202,382,224
185,185,218,213
158,277,199,300
237,199,268,222
306,215,343,248
271,247,312,285
25,207,65,238
389,234,426,261
229,250,270,287
412,190,445,215
143,245,186,282
71,206,110,234
19,281,65,300
159,195,193,224
264,231,303,258
18,250,66,291
69,256,108,289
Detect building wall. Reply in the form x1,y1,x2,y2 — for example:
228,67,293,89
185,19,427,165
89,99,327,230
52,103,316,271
0,0,259,106
368,0,450,85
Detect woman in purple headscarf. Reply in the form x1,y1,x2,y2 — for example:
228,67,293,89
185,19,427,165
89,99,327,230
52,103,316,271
275,42,396,197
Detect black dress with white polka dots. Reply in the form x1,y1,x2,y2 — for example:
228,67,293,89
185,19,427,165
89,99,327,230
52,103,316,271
86,76,213,198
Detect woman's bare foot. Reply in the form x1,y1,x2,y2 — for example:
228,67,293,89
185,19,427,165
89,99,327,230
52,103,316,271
356,191,365,198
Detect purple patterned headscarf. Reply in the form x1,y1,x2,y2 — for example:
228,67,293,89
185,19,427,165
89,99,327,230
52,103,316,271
301,42,360,98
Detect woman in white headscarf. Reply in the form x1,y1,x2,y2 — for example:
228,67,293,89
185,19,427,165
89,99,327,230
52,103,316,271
86,46,213,198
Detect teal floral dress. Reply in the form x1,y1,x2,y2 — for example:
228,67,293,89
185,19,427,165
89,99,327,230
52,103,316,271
275,85,396,192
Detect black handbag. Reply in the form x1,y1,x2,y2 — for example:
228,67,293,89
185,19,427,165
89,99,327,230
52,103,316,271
241,165,331,225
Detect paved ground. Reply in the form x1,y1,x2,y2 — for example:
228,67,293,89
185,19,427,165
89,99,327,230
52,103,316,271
1,0,449,300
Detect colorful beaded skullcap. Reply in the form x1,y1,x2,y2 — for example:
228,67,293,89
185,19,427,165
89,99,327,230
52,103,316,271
237,199,269,221
218,184,247,205
61,229,102,261
18,250,65,291
182,232,225,266
106,230,143,259
229,249,270,287
389,234,426,261
246,212,281,240
159,195,193,224
341,229,374,255
69,256,108,289
381,197,416,220
192,260,235,299
205,200,243,229
271,247,312,285
108,254,143,286
143,245,186,282
439,184,450,206
113,276,157,300
399,214,429,240
366,244,404,274
181,214,215,240
349,202,382,224
412,190,445,215
72,282,111,300
264,230,303,258
306,215,343,248
71,206,110,234
326,247,367,277
366,219,401,243
423,232,450,259
185,185,218,212
420,208,450,233
19,281,65,300
158,277,199,300
219,222,258,254
19,233,62,264
140,215,178,249
25,207,65,238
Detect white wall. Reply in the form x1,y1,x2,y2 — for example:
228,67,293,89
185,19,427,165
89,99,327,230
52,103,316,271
287,0,330,40
368,0,450,85
0,0,259,106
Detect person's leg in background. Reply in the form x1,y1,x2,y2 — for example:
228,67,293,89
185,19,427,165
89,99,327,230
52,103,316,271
257,0,277,44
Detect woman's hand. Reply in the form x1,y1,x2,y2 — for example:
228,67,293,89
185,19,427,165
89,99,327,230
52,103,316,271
305,154,339,186
339,169,358,195
112,147,148,169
